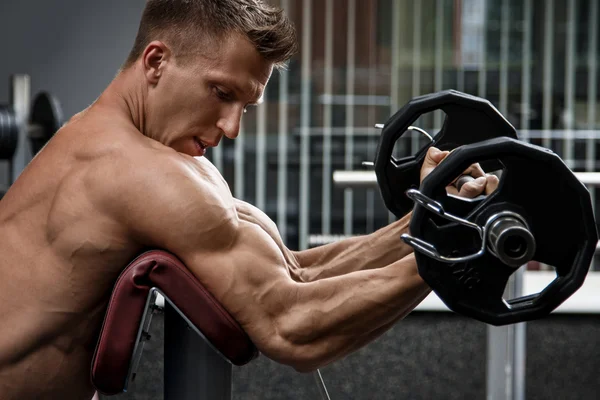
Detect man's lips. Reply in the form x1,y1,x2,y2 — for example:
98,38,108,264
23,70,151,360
194,137,207,149
191,137,206,156
194,137,217,149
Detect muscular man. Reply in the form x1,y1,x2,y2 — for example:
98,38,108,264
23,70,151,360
0,1,497,399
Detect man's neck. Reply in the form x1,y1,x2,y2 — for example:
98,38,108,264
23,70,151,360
95,66,146,135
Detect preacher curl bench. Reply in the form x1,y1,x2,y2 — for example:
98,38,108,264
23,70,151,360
91,250,258,399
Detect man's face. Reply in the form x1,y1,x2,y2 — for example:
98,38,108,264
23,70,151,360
144,33,273,157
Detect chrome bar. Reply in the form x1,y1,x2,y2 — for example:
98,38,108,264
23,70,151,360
391,0,401,111
411,0,422,156
542,1,554,148
256,87,267,211
586,0,598,252
333,170,600,187
299,0,313,250
277,0,290,240
477,0,487,99
10,74,31,183
487,271,526,400
391,0,404,225
520,0,532,141
499,0,510,115
321,0,334,235
234,124,245,199
434,0,444,129
456,0,464,92
366,2,378,234
313,369,332,400
587,0,598,172
563,0,576,169
344,0,357,236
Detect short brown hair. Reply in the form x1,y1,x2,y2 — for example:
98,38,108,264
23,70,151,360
124,0,297,69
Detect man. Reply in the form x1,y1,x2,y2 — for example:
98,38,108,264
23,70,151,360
0,1,497,399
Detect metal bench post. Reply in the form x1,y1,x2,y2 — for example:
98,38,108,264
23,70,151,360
164,302,232,400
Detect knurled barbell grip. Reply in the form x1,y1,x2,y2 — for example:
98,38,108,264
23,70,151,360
454,175,475,192
452,175,536,267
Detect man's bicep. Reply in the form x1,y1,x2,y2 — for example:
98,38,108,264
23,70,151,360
180,219,296,339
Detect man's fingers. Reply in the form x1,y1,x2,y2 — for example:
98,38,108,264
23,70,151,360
458,176,487,198
420,146,449,183
420,148,496,197
485,174,500,195
464,163,486,178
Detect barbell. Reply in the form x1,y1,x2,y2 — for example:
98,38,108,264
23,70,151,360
372,90,598,325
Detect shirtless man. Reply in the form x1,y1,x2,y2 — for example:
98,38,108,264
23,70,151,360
0,1,497,399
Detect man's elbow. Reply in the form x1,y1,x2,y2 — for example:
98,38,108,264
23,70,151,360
276,343,328,373
259,327,330,373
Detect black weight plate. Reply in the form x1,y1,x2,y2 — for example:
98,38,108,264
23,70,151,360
0,105,19,160
374,90,518,219
29,92,64,155
411,137,598,325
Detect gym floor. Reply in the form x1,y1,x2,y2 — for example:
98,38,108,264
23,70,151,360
103,312,600,400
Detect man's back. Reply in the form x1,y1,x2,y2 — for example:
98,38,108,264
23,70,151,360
0,109,172,399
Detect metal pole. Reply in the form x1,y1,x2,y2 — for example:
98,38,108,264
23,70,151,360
234,125,245,200
10,74,31,183
332,170,600,187
542,0,554,149
344,0,356,237
520,0,532,141
488,2,526,392
299,0,313,250
389,0,404,225
486,269,526,400
164,302,232,400
563,0,576,169
434,0,444,130
477,0,487,99
277,0,290,241
321,0,334,235
499,0,510,116
256,79,267,211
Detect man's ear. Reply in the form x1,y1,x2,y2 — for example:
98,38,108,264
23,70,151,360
142,41,171,85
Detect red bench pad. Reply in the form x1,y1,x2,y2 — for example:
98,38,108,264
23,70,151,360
91,250,258,395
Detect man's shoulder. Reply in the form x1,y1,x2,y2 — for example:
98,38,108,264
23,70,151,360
82,129,206,188
87,140,234,220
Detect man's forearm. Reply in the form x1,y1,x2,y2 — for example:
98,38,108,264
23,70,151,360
293,212,413,282
318,280,431,368
278,253,430,371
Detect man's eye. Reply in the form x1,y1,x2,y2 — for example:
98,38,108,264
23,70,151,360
214,87,231,101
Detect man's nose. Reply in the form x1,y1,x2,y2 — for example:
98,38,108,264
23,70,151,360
216,108,243,140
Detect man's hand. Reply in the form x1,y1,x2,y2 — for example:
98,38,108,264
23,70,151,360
420,146,499,199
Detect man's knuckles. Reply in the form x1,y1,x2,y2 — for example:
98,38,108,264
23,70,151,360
485,174,500,195
458,176,487,198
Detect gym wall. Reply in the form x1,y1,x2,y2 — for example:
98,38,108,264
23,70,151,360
0,0,145,118
0,0,146,186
